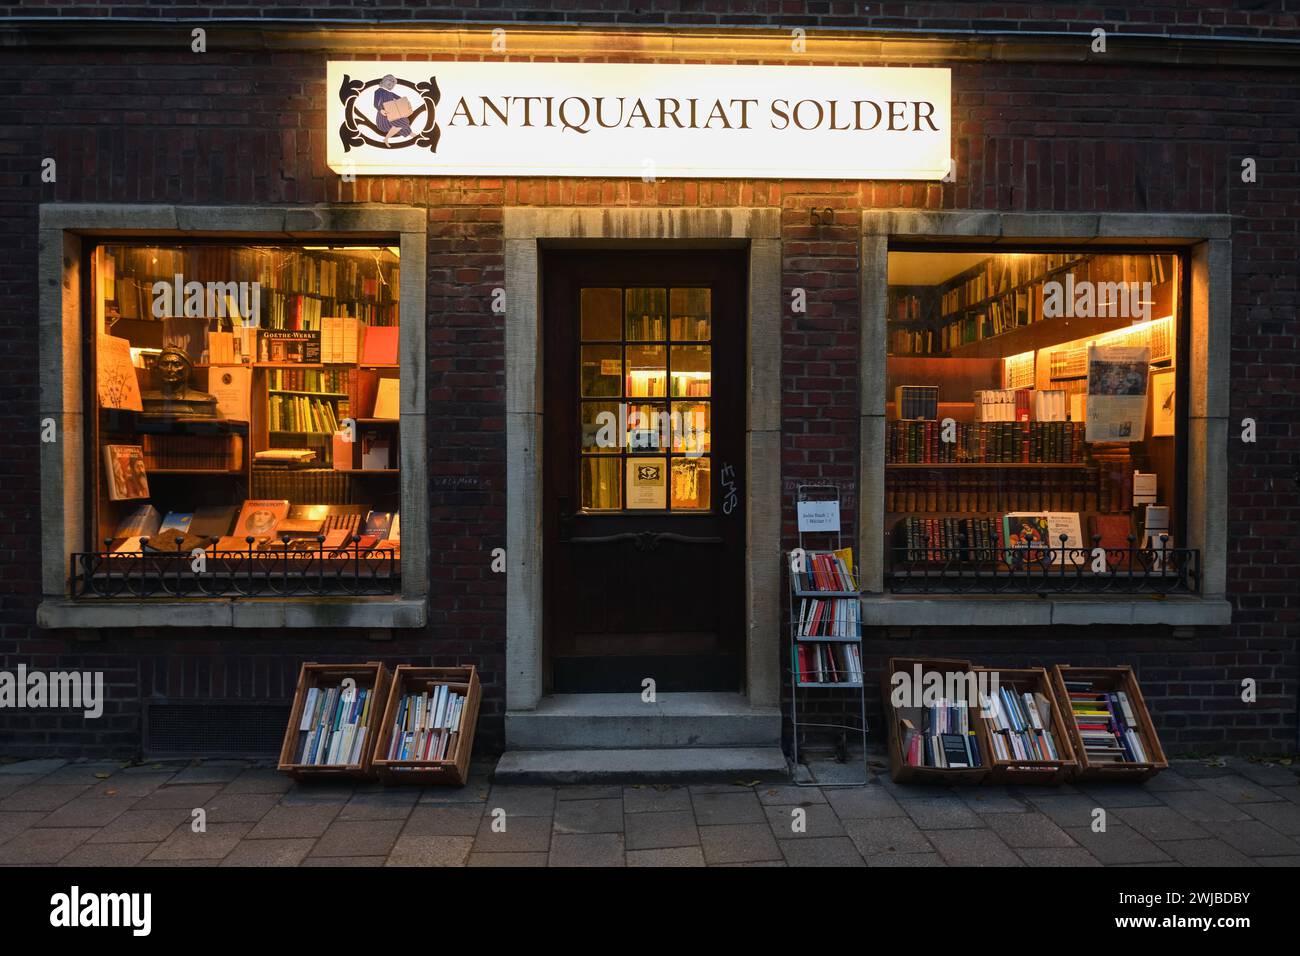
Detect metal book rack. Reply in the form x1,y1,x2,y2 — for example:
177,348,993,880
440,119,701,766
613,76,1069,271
788,484,868,788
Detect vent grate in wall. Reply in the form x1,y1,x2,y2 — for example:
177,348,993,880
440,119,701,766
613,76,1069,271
144,701,290,759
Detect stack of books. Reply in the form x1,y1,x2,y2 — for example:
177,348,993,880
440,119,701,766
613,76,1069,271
980,686,1061,761
386,684,466,763
795,596,860,638
1064,681,1151,763
794,548,858,592
900,697,983,768
293,683,376,766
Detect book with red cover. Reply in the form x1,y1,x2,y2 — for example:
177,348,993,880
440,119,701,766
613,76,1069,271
360,325,399,366
234,499,290,540
1090,513,1134,569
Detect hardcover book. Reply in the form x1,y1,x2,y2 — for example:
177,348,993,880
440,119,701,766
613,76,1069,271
234,499,290,540
103,444,150,501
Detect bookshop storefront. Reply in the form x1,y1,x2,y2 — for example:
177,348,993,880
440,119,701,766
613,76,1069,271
17,21,1295,764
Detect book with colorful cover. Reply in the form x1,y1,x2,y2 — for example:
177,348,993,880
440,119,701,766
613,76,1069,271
1002,513,1049,567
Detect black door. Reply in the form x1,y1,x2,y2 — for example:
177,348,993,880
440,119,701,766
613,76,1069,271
543,249,747,693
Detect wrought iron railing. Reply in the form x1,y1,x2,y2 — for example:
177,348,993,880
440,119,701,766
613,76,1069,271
71,537,400,599
886,533,1198,595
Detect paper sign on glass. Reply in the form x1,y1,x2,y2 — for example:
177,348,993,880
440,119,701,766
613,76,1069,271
797,500,841,533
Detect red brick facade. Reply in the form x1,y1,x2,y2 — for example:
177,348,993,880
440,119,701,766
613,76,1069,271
1,7,1297,758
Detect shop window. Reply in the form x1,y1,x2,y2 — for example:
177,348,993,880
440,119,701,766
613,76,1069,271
577,285,712,512
883,249,1194,594
80,241,402,597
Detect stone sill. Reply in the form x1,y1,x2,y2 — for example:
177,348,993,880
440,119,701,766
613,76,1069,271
860,595,1232,628
37,597,427,630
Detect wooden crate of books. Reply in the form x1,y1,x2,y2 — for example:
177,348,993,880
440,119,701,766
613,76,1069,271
372,665,481,786
972,666,1077,785
278,662,391,780
883,657,989,785
1051,665,1168,782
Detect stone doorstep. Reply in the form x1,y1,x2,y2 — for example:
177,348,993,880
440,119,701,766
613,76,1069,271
494,747,790,785
505,692,782,750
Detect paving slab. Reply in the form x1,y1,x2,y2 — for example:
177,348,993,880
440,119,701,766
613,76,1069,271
1195,775,1286,805
1152,789,1252,823
145,822,252,862
1071,785,1163,808
627,846,706,866
864,851,946,867
902,798,985,830
824,785,905,820
278,784,356,807
1232,763,1300,788
0,811,48,845
982,812,1077,848
246,805,339,840
960,788,1030,813
549,832,625,866
1016,847,1103,866
132,784,224,810
1063,823,1173,865
402,805,485,837
1115,805,1211,841
778,836,866,867
1156,838,1256,866
484,785,556,817
691,791,766,825
0,827,97,864
88,809,189,844
168,762,248,786
557,785,622,801
221,770,295,795
842,817,933,856
302,856,386,867
1025,793,1110,828
1198,820,1300,858
468,851,549,866
473,815,553,853
37,794,137,828
624,810,699,850
927,829,1024,867
58,842,157,867
1242,800,1300,836
337,788,420,821
699,823,782,864
553,798,623,834
388,835,473,866
39,762,126,784
0,784,91,813
756,785,827,806
417,783,491,805
766,803,846,839
312,819,404,858
87,774,176,799
623,785,692,813
1139,770,1202,792
198,792,281,824
220,838,315,867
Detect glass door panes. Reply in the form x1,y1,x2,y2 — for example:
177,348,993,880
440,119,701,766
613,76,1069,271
578,286,712,512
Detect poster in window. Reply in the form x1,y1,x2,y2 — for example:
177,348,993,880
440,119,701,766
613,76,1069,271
1085,345,1149,442
97,334,144,412
1150,367,1176,438
626,457,667,509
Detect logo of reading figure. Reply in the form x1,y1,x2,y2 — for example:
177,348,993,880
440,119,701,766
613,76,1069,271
338,73,442,153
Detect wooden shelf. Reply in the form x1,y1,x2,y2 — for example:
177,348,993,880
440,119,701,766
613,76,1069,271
268,389,348,398
146,468,243,475
334,468,400,475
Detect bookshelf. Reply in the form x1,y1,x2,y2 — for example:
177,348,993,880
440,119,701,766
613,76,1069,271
93,242,402,560
372,665,482,786
787,485,867,787
278,662,392,780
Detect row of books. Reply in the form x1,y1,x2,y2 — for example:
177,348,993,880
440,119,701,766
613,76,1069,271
109,501,396,554
251,465,371,505
794,597,860,639
270,394,342,434
1064,680,1151,764
792,548,858,592
894,385,939,420
624,372,713,398
899,699,983,769
269,366,351,393
893,512,1152,569
980,686,1062,762
794,642,863,685
229,248,400,303
385,685,466,763
293,683,377,766
887,420,1087,464
885,468,1101,514
139,433,242,471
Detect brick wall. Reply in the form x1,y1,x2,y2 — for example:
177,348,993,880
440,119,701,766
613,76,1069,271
0,18,1296,758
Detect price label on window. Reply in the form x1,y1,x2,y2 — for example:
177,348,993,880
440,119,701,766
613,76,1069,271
797,500,840,533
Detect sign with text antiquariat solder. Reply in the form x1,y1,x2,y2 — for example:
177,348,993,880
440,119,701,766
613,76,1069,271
326,62,951,179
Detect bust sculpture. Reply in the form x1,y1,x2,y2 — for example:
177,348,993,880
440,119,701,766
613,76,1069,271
141,346,219,419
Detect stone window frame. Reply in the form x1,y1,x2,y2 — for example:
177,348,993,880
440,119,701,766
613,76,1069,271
36,203,428,629
859,210,1232,628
